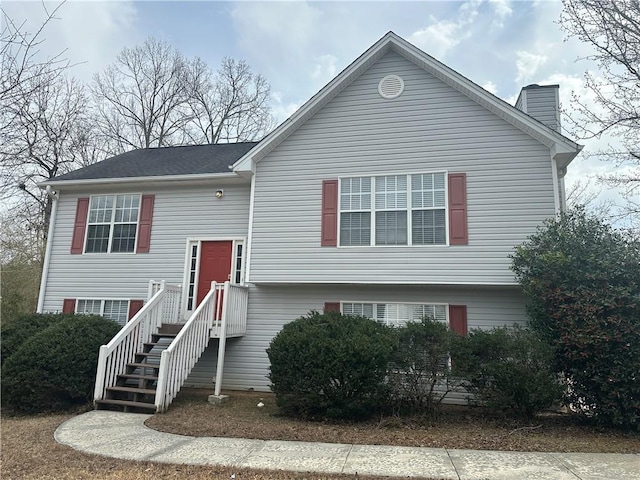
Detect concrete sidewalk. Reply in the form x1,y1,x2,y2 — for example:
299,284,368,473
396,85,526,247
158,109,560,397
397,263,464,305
55,410,639,480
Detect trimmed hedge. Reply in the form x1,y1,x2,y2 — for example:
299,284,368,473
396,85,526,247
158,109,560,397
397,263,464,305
452,326,562,417
1,314,121,413
389,318,461,417
1,313,64,366
267,311,396,420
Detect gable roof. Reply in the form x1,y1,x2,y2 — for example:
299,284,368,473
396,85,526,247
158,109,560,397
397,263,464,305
233,31,582,175
44,142,258,186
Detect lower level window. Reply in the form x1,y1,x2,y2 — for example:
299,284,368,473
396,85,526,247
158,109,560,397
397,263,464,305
76,299,129,325
342,302,447,327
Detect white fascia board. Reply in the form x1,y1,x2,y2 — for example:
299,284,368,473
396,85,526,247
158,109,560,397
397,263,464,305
39,172,241,189
551,142,585,170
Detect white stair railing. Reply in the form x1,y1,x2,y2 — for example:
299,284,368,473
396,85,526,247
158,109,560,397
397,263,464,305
93,281,182,404
155,282,218,412
210,282,249,337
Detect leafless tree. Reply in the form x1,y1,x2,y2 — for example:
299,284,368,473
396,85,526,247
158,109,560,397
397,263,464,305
93,39,275,153
186,57,275,144
560,0,640,223
92,38,195,153
1,2,69,133
0,73,94,242
566,178,616,219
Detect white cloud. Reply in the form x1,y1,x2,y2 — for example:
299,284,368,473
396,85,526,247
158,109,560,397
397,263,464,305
482,81,498,95
2,1,140,82
488,0,513,28
409,0,480,59
271,91,300,123
515,50,548,83
231,2,322,60
311,54,338,82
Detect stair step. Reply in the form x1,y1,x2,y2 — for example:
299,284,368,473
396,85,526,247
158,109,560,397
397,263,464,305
158,323,185,335
152,333,177,341
127,362,160,370
107,386,156,395
118,373,158,381
96,399,156,411
136,352,162,359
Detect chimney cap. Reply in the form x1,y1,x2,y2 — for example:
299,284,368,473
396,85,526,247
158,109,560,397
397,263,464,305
522,83,559,90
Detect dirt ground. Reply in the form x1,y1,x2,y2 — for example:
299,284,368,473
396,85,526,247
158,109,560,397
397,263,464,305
3,389,638,479
1,412,428,480
146,389,640,454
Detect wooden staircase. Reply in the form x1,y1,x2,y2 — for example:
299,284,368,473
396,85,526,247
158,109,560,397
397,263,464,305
95,323,183,412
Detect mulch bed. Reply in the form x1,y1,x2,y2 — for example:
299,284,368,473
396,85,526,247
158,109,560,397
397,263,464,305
146,388,640,454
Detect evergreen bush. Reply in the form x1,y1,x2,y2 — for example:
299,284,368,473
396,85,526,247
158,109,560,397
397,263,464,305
1,314,121,413
511,208,640,429
452,326,562,418
389,318,461,417
267,311,396,420
1,313,64,366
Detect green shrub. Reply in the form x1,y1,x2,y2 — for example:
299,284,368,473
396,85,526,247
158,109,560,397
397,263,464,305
1,313,64,366
389,318,462,417
511,208,640,429
267,311,396,420
1,314,121,413
452,326,562,418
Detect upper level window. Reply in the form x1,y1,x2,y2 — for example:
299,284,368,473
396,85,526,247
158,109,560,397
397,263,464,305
85,195,140,253
342,302,447,327
339,173,446,246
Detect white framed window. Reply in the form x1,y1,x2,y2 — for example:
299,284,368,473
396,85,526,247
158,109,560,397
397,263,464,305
338,172,446,246
233,242,245,284
76,299,129,325
342,302,447,327
340,177,372,246
85,194,141,253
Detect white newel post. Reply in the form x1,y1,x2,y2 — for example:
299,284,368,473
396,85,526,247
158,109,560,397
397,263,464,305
214,281,230,396
93,345,109,402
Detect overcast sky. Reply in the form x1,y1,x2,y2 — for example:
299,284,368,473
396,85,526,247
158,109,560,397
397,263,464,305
3,0,633,211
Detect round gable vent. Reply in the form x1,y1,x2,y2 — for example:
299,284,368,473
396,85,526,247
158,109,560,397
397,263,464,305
378,75,404,99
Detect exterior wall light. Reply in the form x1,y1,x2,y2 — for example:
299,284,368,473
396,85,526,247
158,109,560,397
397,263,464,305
215,189,224,199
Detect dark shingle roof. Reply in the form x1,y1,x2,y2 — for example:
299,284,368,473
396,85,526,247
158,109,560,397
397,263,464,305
51,142,259,182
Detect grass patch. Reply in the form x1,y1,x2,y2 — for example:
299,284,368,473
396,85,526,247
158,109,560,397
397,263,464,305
146,389,640,453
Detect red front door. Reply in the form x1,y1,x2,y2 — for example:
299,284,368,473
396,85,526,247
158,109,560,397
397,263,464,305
196,241,233,305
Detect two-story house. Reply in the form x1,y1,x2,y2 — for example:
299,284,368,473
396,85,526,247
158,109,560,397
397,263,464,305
37,32,582,412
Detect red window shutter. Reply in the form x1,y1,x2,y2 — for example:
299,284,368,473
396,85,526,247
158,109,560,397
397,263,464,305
62,298,76,314
136,195,155,253
128,300,144,320
70,198,90,254
321,180,338,247
449,305,468,336
448,173,468,245
324,302,341,313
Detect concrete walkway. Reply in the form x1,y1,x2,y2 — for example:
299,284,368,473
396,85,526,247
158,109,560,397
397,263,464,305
55,410,639,480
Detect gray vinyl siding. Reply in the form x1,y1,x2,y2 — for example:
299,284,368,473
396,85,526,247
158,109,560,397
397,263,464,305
516,87,560,133
248,52,556,285
187,284,527,392
41,182,250,313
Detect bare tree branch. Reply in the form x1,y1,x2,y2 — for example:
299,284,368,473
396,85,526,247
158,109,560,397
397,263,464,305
560,0,640,224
